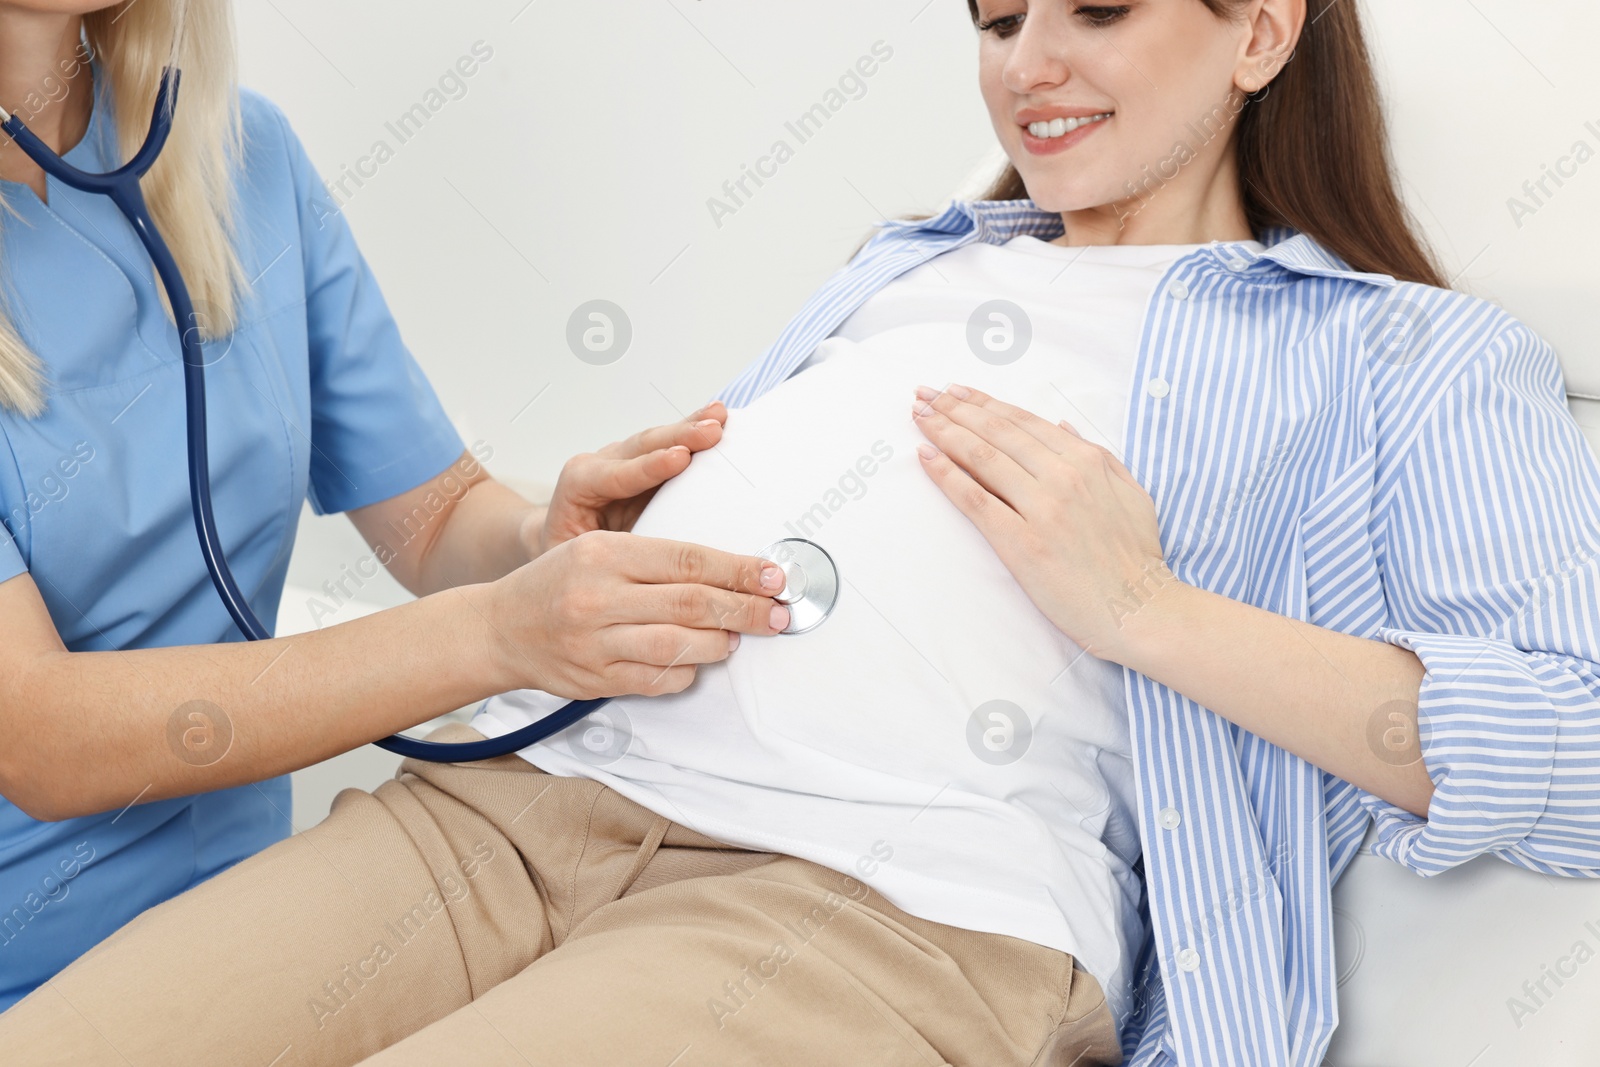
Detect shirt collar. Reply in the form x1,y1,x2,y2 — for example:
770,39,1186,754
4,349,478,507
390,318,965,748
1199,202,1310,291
883,197,1396,287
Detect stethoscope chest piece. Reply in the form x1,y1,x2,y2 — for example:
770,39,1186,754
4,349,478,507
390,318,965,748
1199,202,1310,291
756,538,839,634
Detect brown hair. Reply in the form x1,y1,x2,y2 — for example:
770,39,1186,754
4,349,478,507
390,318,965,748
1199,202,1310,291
957,0,1447,288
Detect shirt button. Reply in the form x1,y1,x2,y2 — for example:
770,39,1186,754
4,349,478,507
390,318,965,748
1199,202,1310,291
1177,948,1201,973
1145,377,1171,399
1224,251,1251,271
1158,807,1182,830
1166,278,1190,300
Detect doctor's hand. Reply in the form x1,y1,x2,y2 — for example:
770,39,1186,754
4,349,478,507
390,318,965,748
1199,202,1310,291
485,530,790,699
532,402,731,557
910,383,1178,663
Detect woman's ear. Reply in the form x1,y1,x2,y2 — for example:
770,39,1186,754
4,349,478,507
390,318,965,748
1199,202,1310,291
1235,0,1306,94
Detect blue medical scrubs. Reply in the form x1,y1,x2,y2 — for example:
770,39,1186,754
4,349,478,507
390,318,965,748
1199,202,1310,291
0,78,465,1009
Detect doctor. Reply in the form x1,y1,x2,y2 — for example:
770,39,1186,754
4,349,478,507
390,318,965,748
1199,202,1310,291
0,0,788,1009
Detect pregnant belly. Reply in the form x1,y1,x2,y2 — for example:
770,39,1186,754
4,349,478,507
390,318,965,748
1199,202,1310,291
617,326,1129,800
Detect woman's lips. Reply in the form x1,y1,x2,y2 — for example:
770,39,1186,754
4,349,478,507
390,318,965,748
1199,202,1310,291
1020,115,1111,156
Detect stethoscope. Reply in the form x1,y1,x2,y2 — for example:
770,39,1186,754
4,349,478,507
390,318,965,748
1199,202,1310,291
0,69,840,762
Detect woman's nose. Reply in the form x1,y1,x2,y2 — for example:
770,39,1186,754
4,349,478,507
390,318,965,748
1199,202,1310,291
1002,19,1074,96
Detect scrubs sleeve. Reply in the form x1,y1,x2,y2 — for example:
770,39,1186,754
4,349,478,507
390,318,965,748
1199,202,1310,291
259,96,466,514
1356,319,1600,878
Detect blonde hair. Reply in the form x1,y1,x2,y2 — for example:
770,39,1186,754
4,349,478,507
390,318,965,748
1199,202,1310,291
0,0,244,417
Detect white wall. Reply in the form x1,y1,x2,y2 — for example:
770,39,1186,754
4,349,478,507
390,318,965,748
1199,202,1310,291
1362,3,1600,397
240,0,1002,499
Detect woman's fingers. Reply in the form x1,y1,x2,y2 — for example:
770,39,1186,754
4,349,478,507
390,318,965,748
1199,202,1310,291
912,388,1039,511
915,384,1079,473
913,440,1027,544
601,402,728,460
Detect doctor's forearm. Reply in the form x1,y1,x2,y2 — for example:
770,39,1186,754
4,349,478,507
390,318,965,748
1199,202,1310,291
358,476,544,597
409,477,544,593
5,585,514,822
1109,580,1436,817
348,453,545,597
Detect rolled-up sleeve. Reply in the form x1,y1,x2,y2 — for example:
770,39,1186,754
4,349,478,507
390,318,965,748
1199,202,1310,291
262,98,465,515
1360,319,1600,877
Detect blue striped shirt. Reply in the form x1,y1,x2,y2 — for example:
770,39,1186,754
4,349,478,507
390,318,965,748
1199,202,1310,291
715,198,1600,1066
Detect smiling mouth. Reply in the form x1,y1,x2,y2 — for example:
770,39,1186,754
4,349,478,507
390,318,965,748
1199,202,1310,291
1024,112,1113,139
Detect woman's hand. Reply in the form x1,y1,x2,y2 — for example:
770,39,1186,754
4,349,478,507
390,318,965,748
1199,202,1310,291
530,402,731,557
910,383,1178,662
486,530,790,699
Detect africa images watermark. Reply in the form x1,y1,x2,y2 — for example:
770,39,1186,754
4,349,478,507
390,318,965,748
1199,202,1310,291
166,699,235,768
1172,840,1298,981
1505,917,1600,1031
0,36,93,149
0,440,96,562
1114,49,1289,229
0,841,97,951
1106,556,1183,636
706,40,895,229
781,439,894,540
303,440,495,626
1506,115,1600,229
1185,441,1292,552
313,40,497,227
307,839,498,1029
967,698,1033,766
704,840,895,1029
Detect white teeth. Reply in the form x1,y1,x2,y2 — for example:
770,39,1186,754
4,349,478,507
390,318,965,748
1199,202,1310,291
1027,113,1111,139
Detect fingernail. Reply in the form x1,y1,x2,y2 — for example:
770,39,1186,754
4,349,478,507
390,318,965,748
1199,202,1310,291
728,632,741,652
695,418,719,430
947,383,972,399
916,443,939,460
761,564,785,590
913,385,939,401
770,604,791,631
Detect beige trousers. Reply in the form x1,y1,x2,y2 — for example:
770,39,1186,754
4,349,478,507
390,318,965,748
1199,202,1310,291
0,723,1121,1067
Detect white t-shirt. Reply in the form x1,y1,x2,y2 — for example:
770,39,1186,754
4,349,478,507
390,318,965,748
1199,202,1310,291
476,235,1265,1026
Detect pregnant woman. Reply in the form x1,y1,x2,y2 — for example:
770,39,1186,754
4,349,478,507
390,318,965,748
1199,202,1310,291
7,1,1599,1066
